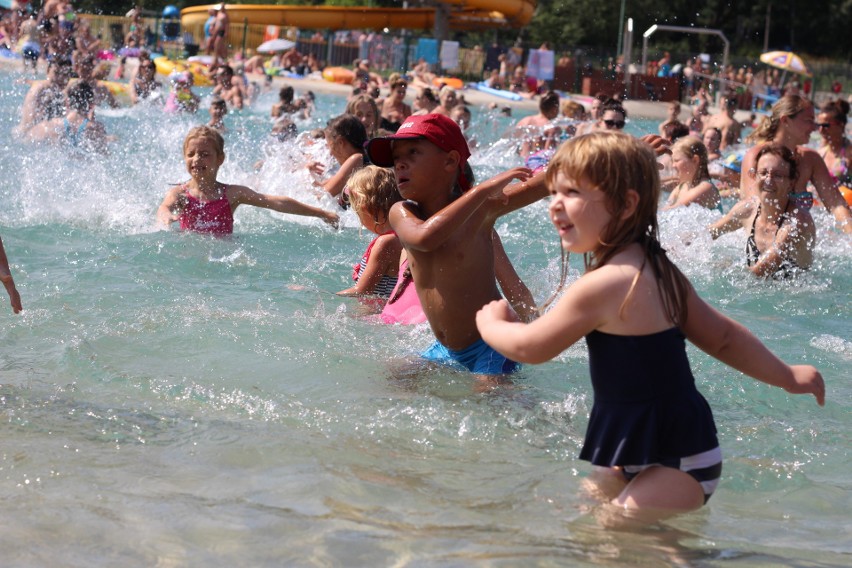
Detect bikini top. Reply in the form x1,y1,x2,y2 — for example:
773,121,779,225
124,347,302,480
179,186,234,235
819,138,851,187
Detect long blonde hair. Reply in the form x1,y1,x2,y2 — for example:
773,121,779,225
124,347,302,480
747,95,812,143
544,132,692,326
672,135,711,186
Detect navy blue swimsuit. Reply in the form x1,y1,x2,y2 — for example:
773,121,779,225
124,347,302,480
580,328,719,467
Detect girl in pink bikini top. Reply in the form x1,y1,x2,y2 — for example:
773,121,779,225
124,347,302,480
178,183,234,235
157,126,339,235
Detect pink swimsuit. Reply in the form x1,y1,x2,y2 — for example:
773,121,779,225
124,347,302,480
179,188,234,235
380,258,426,325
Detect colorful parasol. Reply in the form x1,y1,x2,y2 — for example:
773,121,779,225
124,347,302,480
759,51,812,78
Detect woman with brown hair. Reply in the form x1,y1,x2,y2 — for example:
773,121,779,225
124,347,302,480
740,95,852,233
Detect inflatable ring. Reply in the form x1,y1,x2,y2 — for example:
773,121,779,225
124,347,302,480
154,57,214,87
322,66,355,85
432,76,464,90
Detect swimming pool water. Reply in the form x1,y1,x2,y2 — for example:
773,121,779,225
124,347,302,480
0,71,849,566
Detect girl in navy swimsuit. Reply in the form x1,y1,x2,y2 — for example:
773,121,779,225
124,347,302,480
476,132,825,524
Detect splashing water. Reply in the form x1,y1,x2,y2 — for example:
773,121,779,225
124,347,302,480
0,70,849,566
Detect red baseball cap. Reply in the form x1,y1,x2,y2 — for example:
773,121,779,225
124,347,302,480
365,114,472,190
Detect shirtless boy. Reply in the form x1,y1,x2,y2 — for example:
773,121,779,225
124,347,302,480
364,114,547,374
213,65,245,110
514,90,561,159
703,96,742,150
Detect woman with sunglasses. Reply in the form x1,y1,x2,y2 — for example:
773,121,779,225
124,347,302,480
740,95,852,233
596,99,627,132
816,100,852,206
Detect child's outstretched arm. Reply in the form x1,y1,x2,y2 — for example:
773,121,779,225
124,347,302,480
0,236,22,314
477,267,616,364
156,185,184,228
391,167,533,252
490,170,549,218
322,153,363,198
230,185,339,228
683,288,825,405
708,198,754,239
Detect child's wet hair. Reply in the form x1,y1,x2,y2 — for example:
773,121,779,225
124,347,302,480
183,125,225,158
545,132,691,325
546,131,659,267
671,135,711,185
278,86,294,103
210,96,227,110
67,81,95,113
326,113,368,153
347,166,402,220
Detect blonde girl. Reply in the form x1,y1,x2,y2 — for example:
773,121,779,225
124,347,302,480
158,126,339,234
337,166,403,298
475,132,824,524
664,136,721,210
345,95,381,138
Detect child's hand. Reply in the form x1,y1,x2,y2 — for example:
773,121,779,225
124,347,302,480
323,211,340,229
785,365,825,406
640,134,671,157
480,167,533,204
1,276,21,314
476,299,519,328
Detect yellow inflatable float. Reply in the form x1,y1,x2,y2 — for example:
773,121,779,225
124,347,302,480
154,57,214,87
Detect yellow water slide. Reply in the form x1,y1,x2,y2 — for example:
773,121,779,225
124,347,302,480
180,1,536,32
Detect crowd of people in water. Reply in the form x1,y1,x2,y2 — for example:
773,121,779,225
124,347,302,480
0,1,845,528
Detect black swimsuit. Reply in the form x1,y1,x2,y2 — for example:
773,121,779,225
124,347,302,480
581,328,720,466
746,204,799,278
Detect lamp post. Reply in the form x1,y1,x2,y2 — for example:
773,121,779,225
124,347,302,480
616,0,626,57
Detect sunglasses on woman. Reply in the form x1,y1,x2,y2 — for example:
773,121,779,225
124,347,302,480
603,119,625,129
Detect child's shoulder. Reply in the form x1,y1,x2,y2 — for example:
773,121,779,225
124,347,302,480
166,182,188,196
223,183,256,200
390,199,421,216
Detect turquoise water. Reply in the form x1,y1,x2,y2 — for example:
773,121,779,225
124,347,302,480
0,70,850,566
